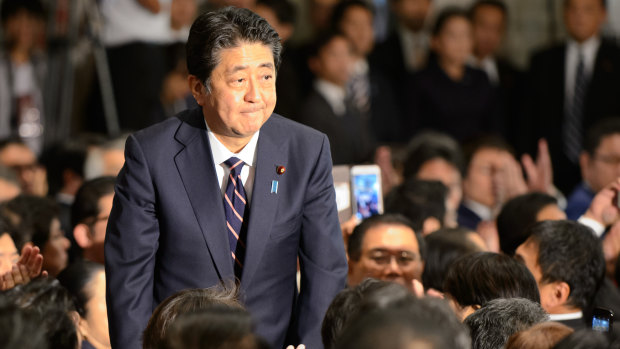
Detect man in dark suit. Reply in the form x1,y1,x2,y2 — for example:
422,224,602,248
104,8,348,349
524,0,620,195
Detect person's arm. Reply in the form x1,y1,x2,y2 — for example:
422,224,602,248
105,135,160,349
295,135,348,348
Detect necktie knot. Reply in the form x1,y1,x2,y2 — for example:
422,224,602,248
225,157,245,177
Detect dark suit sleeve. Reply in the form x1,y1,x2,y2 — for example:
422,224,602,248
105,134,160,349
295,134,348,347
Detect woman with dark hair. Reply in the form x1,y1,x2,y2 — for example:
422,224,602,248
57,261,109,349
405,7,500,142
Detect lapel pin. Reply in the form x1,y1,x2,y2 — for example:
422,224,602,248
271,180,279,194
276,165,286,175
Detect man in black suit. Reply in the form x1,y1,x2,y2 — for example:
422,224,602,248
524,0,620,195
469,0,523,148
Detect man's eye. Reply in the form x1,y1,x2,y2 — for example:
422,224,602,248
263,75,273,80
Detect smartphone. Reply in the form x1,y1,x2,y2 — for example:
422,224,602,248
592,307,614,333
350,165,383,220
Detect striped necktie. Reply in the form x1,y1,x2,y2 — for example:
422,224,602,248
223,157,247,277
564,53,587,164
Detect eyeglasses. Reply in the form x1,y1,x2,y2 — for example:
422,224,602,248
365,249,420,268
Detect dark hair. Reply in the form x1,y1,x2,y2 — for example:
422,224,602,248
403,131,465,179
469,0,508,20
0,300,48,349
71,176,116,228
497,193,558,256
348,214,424,261
186,7,282,89
330,0,375,30
256,0,297,25
143,282,244,349
39,141,88,198
422,227,483,292
432,7,470,37
525,220,605,311
505,321,573,349
465,298,549,349
0,0,46,24
3,278,78,349
56,261,104,317
384,179,447,234
321,279,395,349
563,0,606,10
159,306,269,349
308,29,350,59
444,252,540,307
2,195,59,250
583,117,620,156
462,135,514,174
552,329,609,349
336,297,471,349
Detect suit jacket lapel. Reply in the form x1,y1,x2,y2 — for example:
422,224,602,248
241,117,286,288
174,109,235,281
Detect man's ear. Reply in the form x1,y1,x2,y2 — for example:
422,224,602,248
73,224,93,249
579,151,591,184
188,75,206,106
540,281,571,312
422,217,441,236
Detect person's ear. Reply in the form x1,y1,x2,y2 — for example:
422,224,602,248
73,224,93,249
555,281,571,306
540,281,571,312
188,75,206,106
580,151,591,183
422,217,441,236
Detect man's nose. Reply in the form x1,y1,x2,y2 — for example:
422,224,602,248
386,257,402,274
244,77,262,103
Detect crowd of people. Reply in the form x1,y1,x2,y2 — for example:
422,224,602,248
2,0,620,348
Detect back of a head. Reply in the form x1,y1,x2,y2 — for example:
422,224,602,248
443,252,540,308
159,306,268,349
322,278,394,349
336,297,471,349
505,321,573,349
403,131,465,180
497,192,558,256
465,298,549,349
384,179,447,234
527,220,606,311
143,283,243,349
552,329,610,349
38,141,88,197
0,301,48,349
422,227,484,292
4,278,78,349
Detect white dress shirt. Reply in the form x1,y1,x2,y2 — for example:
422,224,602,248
549,311,583,321
469,55,500,85
206,122,259,203
314,79,347,116
463,199,494,222
564,36,601,106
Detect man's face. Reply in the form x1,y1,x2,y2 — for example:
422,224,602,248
515,240,557,313
471,5,505,58
417,158,463,218
340,5,375,57
462,147,507,208
311,36,354,87
0,233,19,275
0,178,20,203
89,193,114,264
0,143,39,195
392,0,432,32
564,0,606,43
348,224,422,290
583,134,620,192
195,43,276,144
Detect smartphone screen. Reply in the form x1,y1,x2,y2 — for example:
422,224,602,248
592,307,613,333
352,173,381,220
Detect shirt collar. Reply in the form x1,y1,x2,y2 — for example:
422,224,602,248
549,311,583,321
205,119,259,167
463,198,494,221
314,78,347,116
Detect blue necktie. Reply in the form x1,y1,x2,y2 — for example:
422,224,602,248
223,157,247,277
564,53,587,164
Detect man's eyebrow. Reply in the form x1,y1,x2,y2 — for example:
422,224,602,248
227,62,275,75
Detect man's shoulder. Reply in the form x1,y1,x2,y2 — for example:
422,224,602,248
529,43,565,66
130,108,202,146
